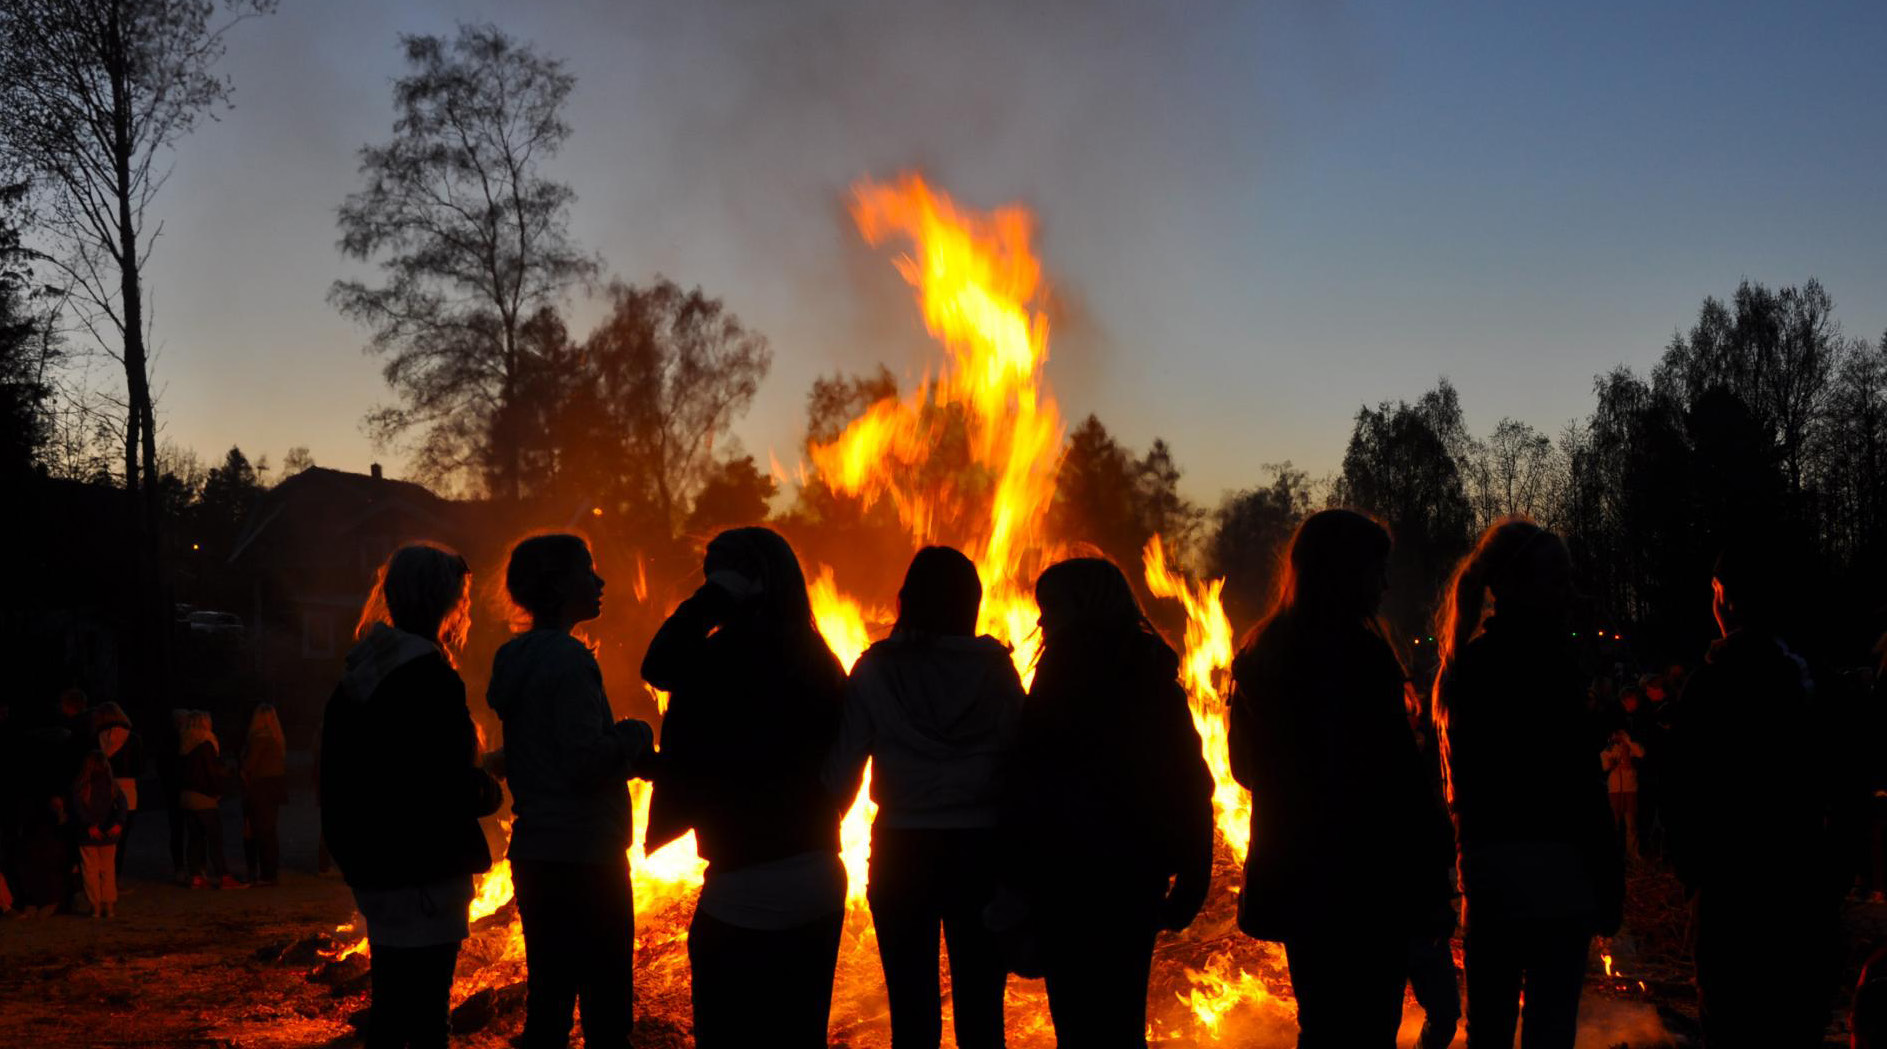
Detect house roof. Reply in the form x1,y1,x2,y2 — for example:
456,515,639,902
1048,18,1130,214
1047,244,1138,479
227,466,455,564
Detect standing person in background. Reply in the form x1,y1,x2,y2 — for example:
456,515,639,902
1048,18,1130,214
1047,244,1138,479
160,708,191,885
180,711,244,890
69,749,125,917
1601,710,1646,864
1010,557,1215,1048
1433,519,1621,1049
827,546,1025,1049
323,542,505,1049
242,704,288,886
1667,544,1839,1048
90,702,143,880
643,527,849,1049
1229,510,1454,1049
491,534,654,1049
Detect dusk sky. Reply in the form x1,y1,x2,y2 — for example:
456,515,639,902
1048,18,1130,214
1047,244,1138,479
147,0,1887,502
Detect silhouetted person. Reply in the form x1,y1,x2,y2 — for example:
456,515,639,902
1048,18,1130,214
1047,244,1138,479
180,710,243,889
1229,509,1453,1049
1434,519,1621,1049
160,708,190,883
90,702,143,880
642,527,849,1049
321,543,503,1049
489,534,654,1049
1666,543,1838,1048
827,546,1024,1049
70,749,125,917
241,703,287,886
1007,557,1213,1048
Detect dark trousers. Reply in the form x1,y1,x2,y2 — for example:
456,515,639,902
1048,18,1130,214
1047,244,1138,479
243,798,281,881
1408,934,1462,1049
1284,929,1408,1049
867,826,1007,1049
512,855,634,1049
187,808,228,879
1041,888,1161,1049
166,793,187,874
1693,890,1834,1049
1463,915,1588,1049
688,907,843,1049
366,940,460,1049
114,808,135,878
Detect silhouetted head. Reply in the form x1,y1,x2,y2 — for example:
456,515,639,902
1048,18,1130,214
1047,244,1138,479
894,546,982,637
1436,517,1572,669
505,534,602,633
357,542,474,657
1274,509,1394,629
1712,540,1781,636
57,687,88,719
704,527,817,636
1035,558,1149,646
1619,686,1643,713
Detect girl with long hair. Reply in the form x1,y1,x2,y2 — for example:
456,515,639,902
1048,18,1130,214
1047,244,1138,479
487,533,654,1049
1229,509,1454,1048
241,703,288,885
1009,557,1215,1047
642,527,850,1049
70,749,126,917
179,710,242,888
1432,518,1620,1049
827,546,1025,1049
321,542,505,1049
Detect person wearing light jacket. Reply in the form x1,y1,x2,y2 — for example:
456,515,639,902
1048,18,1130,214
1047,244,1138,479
321,543,503,1049
827,546,1025,1049
488,533,654,1049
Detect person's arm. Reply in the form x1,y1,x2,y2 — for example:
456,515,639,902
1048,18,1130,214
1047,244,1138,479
1158,680,1216,931
823,657,875,808
640,584,735,693
550,652,652,788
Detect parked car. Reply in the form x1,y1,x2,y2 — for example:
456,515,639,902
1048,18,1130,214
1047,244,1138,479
185,611,245,638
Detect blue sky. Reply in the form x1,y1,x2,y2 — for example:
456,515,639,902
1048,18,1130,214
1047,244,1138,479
146,0,1887,502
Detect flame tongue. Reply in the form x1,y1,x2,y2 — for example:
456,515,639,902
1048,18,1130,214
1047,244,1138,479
812,174,1064,672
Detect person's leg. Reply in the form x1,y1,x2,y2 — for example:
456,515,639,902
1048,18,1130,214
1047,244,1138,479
1408,934,1462,1049
1621,793,1640,862
1045,892,1157,1049
1516,920,1588,1049
408,940,461,1049
512,859,580,1049
256,800,281,882
115,808,133,878
242,803,260,882
870,827,945,1049
77,846,104,914
573,856,634,1049
200,809,227,880
687,908,741,1049
1464,916,1525,1049
186,810,207,879
167,796,187,878
782,911,845,1048
98,844,117,914
942,828,1007,1049
365,943,413,1049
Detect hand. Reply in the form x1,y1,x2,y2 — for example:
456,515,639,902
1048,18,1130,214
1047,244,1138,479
481,748,507,780
617,718,656,757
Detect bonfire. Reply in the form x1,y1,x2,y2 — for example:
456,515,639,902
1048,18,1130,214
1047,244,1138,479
322,174,1303,1046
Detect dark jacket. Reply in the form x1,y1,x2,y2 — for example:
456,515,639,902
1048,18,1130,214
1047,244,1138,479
1667,628,1833,898
1009,629,1214,925
1438,614,1621,932
643,583,848,872
487,629,651,864
182,741,228,800
320,626,502,890
827,631,1025,829
1229,617,1453,942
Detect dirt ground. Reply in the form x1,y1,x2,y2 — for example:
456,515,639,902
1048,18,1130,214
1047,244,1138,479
0,790,1874,1049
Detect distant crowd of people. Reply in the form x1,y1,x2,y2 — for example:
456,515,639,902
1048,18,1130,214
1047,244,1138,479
0,688,296,920
311,508,1869,1049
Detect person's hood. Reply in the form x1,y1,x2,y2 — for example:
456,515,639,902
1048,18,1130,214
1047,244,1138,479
179,725,217,756
88,703,132,736
341,623,443,704
860,632,1014,745
487,629,591,717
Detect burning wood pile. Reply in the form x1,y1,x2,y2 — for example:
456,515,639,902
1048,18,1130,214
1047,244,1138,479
300,174,1327,1045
